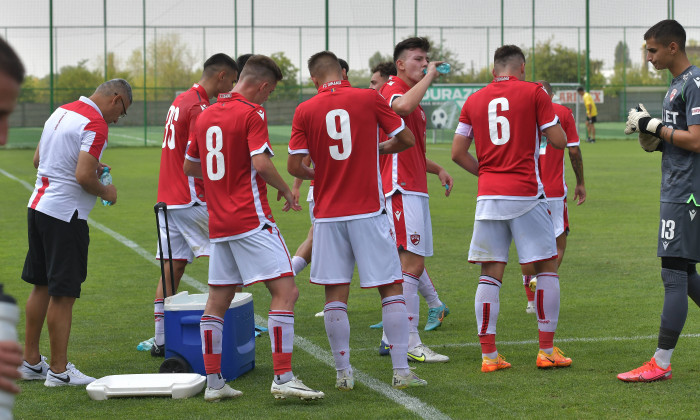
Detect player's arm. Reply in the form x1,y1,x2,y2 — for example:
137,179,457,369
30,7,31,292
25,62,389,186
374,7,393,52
390,61,443,116
75,151,117,204
183,158,202,179
33,142,40,168
656,124,700,153
287,153,314,181
567,145,586,205
379,127,414,154
451,133,478,177
291,155,312,202
543,123,566,149
426,158,453,197
254,152,301,212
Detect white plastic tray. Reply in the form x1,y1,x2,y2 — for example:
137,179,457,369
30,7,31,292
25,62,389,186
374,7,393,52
86,373,206,400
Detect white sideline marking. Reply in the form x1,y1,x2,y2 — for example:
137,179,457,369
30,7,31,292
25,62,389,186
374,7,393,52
1,167,452,420
355,333,700,352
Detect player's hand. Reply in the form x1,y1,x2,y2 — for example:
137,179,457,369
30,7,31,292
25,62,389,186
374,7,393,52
291,185,301,204
574,184,586,205
0,341,23,394
101,184,117,205
278,189,301,212
96,162,111,176
438,169,453,197
638,131,662,152
425,60,445,80
625,104,663,137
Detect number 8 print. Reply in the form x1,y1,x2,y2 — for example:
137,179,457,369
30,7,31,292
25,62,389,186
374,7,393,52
206,126,225,181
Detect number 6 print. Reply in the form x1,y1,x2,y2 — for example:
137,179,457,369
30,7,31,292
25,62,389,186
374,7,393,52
488,97,510,145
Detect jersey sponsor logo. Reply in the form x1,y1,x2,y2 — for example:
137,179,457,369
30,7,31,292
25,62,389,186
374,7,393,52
690,209,696,221
257,109,265,120
692,107,700,116
495,76,510,82
322,80,342,88
200,104,207,111
669,88,678,102
219,93,232,99
394,210,402,220
662,241,670,250
410,233,421,245
695,76,700,89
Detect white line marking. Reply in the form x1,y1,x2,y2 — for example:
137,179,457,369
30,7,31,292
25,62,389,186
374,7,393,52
1,167,451,420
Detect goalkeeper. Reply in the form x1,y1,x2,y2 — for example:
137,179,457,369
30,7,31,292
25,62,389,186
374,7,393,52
619,19,700,383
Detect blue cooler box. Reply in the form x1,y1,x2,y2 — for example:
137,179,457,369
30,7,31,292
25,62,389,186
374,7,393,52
163,291,255,380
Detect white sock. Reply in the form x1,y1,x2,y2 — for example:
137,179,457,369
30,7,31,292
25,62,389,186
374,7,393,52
654,348,673,369
291,256,308,275
474,276,501,338
403,273,421,350
323,301,350,372
418,268,442,308
382,295,409,375
154,299,165,346
535,272,560,333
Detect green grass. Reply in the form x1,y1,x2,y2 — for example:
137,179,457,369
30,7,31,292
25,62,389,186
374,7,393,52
1,140,699,419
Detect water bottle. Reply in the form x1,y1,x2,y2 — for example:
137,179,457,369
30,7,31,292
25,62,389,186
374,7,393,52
99,167,113,206
423,63,451,75
0,285,19,420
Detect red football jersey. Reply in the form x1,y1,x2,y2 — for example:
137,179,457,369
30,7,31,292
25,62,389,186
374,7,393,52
289,80,405,221
186,92,276,240
459,76,558,199
157,84,209,208
539,102,580,199
378,76,428,196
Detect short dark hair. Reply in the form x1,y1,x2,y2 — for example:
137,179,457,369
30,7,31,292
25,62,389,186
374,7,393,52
0,36,24,84
236,53,253,71
536,80,552,96
493,45,526,68
338,58,349,73
203,53,238,77
644,19,686,51
240,54,283,83
307,51,342,78
371,62,397,78
393,37,430,63
576,86,584,93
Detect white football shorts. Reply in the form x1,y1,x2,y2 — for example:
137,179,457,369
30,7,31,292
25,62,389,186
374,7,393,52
155,205,210,263
208,225,293,286
385,192,433,257
307,185,315,223
311,214,403,288
468,201,557,264
547,197,569,237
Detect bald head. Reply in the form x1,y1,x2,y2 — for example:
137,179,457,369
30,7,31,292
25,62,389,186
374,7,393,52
307,51,343,82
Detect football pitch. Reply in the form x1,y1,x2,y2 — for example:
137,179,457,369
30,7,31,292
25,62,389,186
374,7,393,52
1,140,700,419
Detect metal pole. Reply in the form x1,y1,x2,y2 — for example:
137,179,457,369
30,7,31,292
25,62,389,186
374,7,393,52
154,27,157,101
585,0,590,92
392,0,395,47
234,0,237,58
577,27,581,85
346,26,349,64
298,26,302,99
623,27,627,121
103,0,107,81
49,0,54,112
325,0,329,50
500,0,504,45
202,27,206,64
143,0,147,146
486,26,490,70
414,0,417,36
531,0,535,80
251,0,254,53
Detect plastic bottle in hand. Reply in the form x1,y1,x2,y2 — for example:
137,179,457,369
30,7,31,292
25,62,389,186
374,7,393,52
99,167,113,206
423,63,451,75
0,285,19,420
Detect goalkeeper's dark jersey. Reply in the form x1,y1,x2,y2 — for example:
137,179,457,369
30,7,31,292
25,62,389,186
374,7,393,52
660,65,700,204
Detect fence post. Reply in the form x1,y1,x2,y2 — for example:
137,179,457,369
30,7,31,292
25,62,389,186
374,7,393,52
103,0,107,81
143,0,147,146
49,0,54,112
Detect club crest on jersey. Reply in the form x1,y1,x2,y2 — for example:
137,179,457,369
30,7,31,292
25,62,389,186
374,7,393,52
394,210,402,221
257,109,265,120
410,233,421,245
690,209,697,221
669,89,678,102
420,110,425,121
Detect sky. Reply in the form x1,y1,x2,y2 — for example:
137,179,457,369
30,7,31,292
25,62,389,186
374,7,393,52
1,0,698,81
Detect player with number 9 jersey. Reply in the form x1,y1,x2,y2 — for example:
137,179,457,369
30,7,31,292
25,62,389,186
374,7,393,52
186,92,277,240
459,76,558,200
289,79,406,220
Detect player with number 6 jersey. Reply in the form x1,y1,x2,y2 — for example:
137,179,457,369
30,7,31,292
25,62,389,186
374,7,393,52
451,45,571,373
288,51,425,390
150,54,238,357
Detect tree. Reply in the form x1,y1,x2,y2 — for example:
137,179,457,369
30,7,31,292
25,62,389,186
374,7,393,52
53,60,104,104
524,39,605,87
426,36,465,83
270,51,300,100
614,41,630,68
368,51,393,71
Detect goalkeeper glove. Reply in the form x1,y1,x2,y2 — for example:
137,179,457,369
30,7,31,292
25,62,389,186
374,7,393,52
638,131,662,153
624,103,663,137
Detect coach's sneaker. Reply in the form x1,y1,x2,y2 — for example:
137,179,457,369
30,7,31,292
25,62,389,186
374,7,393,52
525,301,536,314
481,353,511,372
204,384,243,402
407,343,449,363
392,371,427,389
536,347,572,368
424,303,450,331
150,342,165,357
44,362,96,387
369,321,383,329
617,358,672,382
335,369,354,391
271,376,324,400
379,340,391,356
19,355,49,380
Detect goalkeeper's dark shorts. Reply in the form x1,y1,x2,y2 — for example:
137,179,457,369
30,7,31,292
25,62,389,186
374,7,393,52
657,202,700,262
587,116,597,124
